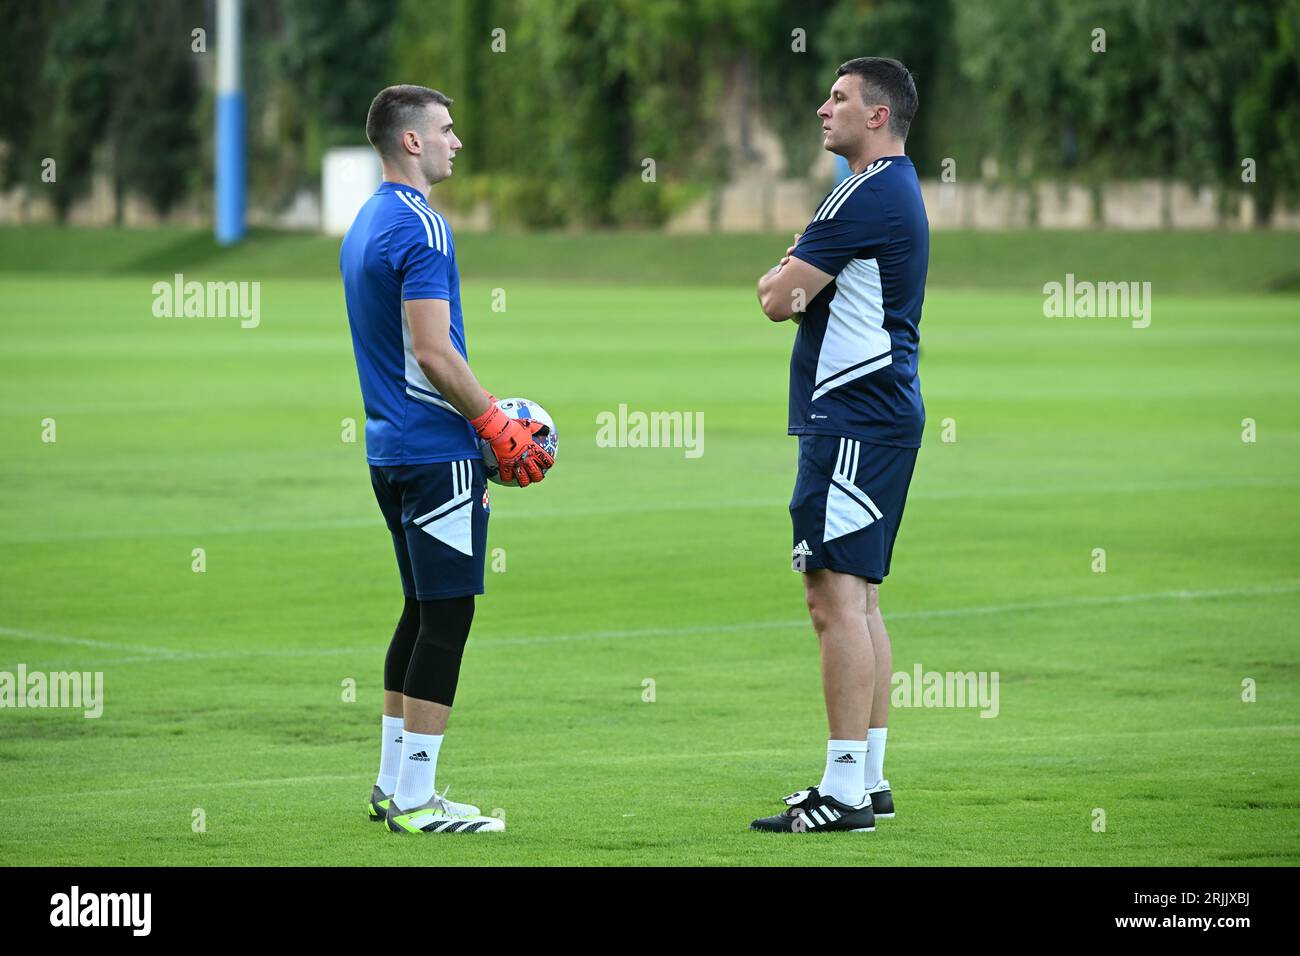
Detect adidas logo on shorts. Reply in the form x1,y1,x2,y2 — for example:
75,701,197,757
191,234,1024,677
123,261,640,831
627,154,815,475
792,539,814,572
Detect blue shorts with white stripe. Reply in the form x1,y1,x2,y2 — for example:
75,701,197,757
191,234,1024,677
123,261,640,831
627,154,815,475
370,458,489,600
789,435,917,583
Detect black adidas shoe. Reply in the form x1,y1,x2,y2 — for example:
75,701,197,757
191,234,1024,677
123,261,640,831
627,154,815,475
868,779,894,819
751,786,876,833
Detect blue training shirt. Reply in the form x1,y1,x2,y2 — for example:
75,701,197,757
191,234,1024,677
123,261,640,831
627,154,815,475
787,155,928,448
340,181,480,465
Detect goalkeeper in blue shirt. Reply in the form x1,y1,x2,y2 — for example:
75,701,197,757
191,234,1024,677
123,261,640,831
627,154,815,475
340,85,552,835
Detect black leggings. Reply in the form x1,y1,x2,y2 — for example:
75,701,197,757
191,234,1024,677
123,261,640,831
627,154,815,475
383,596,475,707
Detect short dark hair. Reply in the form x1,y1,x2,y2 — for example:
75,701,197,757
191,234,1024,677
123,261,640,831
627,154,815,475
835,57,917,140
365,85,452,158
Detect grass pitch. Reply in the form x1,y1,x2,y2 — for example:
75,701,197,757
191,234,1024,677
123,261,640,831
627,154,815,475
1,228,1298,865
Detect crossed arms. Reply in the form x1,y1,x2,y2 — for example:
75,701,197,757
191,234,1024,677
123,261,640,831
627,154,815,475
756,234,835,322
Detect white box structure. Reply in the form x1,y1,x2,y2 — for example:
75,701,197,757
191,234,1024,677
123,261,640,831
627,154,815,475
323,147,382,236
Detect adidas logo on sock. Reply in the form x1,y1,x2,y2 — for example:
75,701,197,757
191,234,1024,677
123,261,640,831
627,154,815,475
409,750,430,762
834,753,857,764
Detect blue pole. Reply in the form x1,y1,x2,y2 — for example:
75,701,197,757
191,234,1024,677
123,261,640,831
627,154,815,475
215,0,245,245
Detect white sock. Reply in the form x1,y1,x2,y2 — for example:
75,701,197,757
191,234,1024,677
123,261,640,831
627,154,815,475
818,739,868,806
393,729,443,809
865,727,888,788
375,714,404,794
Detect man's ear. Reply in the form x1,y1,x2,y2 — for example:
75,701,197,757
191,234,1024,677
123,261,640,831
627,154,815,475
403,129,421,155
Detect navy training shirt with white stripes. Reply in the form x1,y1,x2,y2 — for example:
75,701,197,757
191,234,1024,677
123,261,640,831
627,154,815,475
340,181,480,465
787,155,929,448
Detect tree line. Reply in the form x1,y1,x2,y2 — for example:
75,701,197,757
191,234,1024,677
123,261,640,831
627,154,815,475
2,0,1296,226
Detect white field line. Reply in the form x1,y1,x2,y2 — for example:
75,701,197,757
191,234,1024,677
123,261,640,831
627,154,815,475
1,583,1296,671
0,626,185,658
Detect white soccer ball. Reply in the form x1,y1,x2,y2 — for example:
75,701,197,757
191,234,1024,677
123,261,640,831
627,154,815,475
480,397,558,487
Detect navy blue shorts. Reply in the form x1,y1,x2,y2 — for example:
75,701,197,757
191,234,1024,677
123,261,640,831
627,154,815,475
370,459,489,600
790,435,918,583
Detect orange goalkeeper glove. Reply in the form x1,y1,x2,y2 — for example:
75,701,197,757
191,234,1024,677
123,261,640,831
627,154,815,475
470,394,554,487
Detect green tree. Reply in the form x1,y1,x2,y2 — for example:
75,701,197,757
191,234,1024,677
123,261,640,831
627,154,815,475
108,0,203,216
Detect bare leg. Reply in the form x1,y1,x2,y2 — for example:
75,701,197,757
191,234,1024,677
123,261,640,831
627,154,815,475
403,695,451,735
865,583,891,730
383,689,404,720
803,568,873,738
